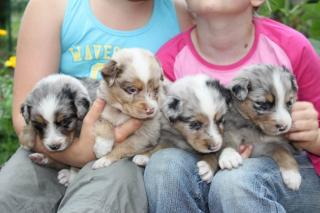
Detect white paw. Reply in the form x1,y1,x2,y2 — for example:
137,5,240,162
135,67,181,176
29,153,49,165
58,169,72,187
197,161,213,183
132,155,150,166
94,137,114,158
281,169,302,191
218,148,243,170
92,158,113,169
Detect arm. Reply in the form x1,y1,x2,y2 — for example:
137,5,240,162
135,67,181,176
13,0,66,137
173,0,193,31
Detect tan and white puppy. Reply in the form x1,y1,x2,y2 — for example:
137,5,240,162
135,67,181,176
219,64,301,190
92,48,163,169
134,74,231,183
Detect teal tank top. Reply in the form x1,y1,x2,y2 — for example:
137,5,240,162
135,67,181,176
60,0,181,79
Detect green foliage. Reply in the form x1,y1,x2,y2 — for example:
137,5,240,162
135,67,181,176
0,68,18,165
259,0,320,40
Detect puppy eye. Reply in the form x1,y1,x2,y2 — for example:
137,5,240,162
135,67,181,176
254,101,273,111
189,121,203,130
286,99,294,109
61,119,73,128
31,121,46,132
154,87,159,95
216,116,225,125
124,86,138,95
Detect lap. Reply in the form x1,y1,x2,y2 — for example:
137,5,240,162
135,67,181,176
0,147,65,213
58,159,148,213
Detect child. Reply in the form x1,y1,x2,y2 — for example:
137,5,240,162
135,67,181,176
0,0,192,212
144,0,320,212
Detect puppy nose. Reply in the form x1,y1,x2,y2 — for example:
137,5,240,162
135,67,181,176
208,144,217,151
276,124,288,132
49,144,61,151
145,108,155,115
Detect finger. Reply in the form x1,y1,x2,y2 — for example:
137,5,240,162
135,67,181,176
291,101,314,111
286,130,318,142
83,98,106,125
290,120,318,132
114,119,142,143
240,145,253,159
291,110,318,121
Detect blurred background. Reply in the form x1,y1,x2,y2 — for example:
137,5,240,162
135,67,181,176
0,0,320,165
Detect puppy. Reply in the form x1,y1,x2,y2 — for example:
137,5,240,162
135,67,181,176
92,48,163,169
20,74,92,185
219,64,301,190
134,74,231,183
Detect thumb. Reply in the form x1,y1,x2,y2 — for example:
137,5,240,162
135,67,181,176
83,98,106,125
240,144,253,159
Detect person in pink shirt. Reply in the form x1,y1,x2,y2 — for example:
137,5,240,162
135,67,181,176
144,0,320,212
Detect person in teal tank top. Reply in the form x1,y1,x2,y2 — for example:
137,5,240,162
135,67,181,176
1,0,192,212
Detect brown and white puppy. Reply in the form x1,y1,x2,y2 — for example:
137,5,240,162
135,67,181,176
219,64,301,190
133,74,231,183
20,74,92,185
92,48,163,169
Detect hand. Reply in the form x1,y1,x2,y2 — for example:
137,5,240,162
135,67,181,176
286,101,319,150
239,144,253,159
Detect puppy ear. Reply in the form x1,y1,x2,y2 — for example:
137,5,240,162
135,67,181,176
75,95,91,120
162,95,183,123
206,79,232,104
101,60,123,87
230,77,251,101
20,103,32,124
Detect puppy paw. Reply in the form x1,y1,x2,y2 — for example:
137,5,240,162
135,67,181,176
280,169,302,191
94,137,114,158
92,158,113,169
29,153,49,166
132,155,150,166
57,169,73,187
197,161,213,183
218,148,243,170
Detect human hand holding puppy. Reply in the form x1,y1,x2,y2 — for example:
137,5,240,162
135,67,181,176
286,101,320,155
34,98,142,168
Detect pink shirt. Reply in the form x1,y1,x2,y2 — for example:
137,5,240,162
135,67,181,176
157,17,320,175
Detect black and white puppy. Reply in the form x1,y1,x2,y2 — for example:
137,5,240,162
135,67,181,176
134,74,231,183
219,64,301,190
20,74,92,185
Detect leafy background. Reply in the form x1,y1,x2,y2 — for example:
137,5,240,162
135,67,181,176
0,0,320,165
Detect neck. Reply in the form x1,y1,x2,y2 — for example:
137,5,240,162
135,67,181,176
90,0,153,30
191,12,255,65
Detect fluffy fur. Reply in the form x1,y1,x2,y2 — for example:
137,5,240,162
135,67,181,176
92,48,164,169
134,74,231,183
219,64,301,190
20,74,93,186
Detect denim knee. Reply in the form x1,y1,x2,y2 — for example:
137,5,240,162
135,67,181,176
208,157,285,213
145,148,197,189
144,148,209,213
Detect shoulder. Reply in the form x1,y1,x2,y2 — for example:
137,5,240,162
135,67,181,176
157,29,191,61
156,29,192,81
25,0,67,24
256,17,312,51
173,0,193,31
256,17,318,68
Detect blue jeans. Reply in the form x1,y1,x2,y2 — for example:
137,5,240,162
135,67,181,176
144,148,320,213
